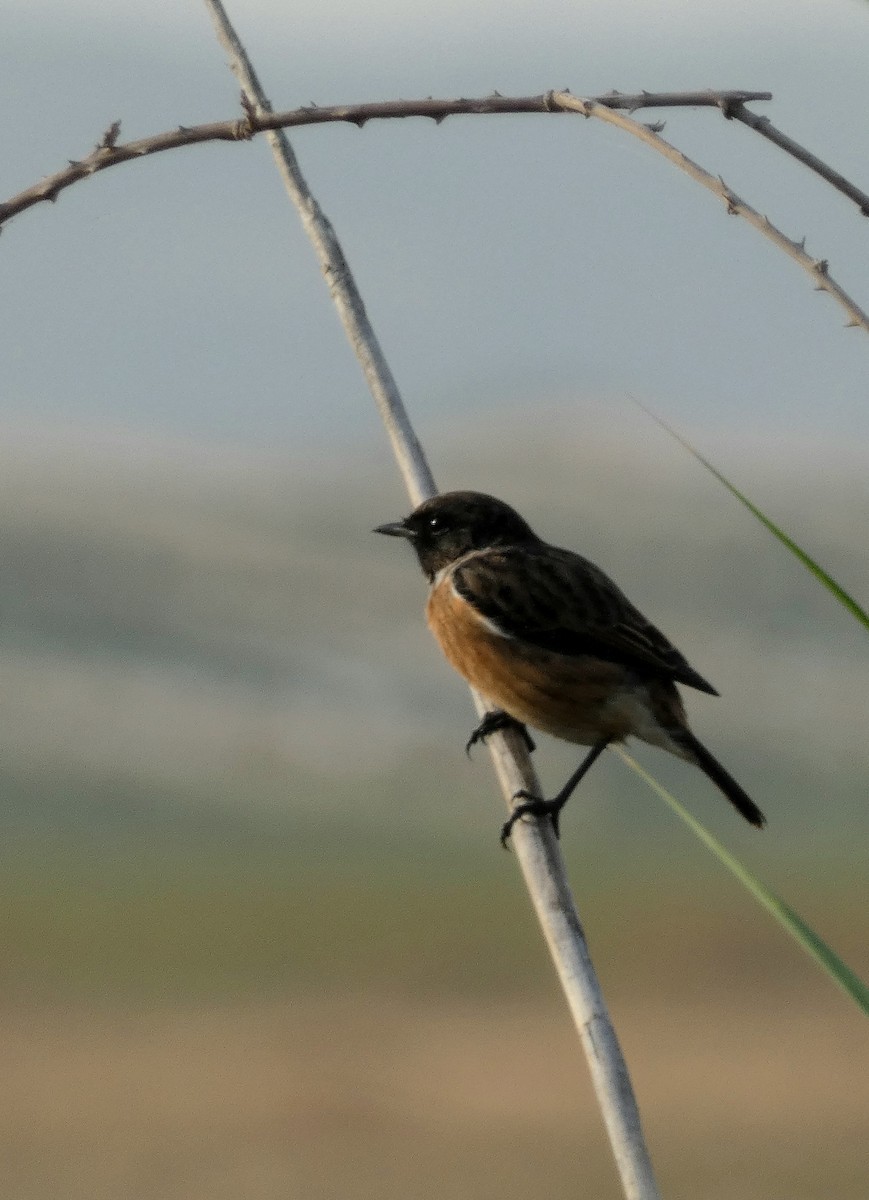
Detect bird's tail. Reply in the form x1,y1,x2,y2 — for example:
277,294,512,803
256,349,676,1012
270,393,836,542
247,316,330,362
672,728,766,829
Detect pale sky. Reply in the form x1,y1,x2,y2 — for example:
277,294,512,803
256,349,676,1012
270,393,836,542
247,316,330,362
3,0,868,458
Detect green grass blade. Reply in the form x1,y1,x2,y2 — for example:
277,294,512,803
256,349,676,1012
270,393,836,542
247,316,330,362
633,399,869,632
617,748,869,1017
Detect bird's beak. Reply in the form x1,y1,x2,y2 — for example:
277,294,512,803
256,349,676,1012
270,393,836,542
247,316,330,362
373,520,417,539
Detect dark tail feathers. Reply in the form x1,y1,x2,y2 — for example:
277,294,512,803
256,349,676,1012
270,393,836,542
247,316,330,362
674,729,766,829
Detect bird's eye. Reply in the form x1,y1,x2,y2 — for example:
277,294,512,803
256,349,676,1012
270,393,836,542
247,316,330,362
427,515,450,536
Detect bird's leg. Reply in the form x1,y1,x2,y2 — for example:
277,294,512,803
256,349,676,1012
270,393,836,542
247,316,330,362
465,710,536,758
501,737,611,847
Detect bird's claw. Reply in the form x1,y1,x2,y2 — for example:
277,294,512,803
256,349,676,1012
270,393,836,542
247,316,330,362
465,711,535,758
500,790,562,849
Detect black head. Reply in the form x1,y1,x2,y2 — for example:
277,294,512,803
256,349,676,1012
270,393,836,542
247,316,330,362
374,490,539,581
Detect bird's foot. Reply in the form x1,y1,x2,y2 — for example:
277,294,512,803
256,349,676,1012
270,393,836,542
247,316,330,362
500,738,610,848
465,711,535,758
500,790,564,848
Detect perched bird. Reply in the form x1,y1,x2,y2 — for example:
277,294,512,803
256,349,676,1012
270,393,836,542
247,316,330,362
375,490,765,843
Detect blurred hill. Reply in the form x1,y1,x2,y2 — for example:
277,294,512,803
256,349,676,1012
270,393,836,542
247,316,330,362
0,406,866,860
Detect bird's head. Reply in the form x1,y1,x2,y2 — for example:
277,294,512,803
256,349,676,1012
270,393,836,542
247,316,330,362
374,490,538,581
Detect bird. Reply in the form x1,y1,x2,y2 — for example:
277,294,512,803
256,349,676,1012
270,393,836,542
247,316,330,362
375,490,766,845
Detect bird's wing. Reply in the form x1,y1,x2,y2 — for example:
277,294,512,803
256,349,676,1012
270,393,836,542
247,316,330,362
452,545,718,695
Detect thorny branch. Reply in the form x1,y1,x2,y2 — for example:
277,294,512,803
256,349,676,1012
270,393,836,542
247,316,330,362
555,94,869,335
1,90,773,229
3,86,866,334
722,100,869,217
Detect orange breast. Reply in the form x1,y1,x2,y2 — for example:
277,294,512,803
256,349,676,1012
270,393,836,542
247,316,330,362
426,571,638,746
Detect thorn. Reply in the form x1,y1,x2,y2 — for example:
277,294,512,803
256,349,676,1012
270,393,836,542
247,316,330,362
68,159,83,168
432,113,447,124
177,125,189,133
644,120,665,133
491,89,502,97
812,258,829,276
844,318,861,328
98,120,121,150
716,177,738,214
351,116,368,128
797,236,806,251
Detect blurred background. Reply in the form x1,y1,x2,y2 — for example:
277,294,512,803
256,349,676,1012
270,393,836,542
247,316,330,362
2,1,868,1197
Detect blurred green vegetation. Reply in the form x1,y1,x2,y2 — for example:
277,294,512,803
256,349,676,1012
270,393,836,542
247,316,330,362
1,834,865,1003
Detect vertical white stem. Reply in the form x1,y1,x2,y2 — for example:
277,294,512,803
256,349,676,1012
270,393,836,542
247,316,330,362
203,4,662,1195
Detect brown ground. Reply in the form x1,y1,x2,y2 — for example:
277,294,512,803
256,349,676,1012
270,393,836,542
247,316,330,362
3,986,866,1200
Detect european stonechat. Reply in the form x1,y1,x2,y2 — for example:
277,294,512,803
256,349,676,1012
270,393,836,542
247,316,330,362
376,490,765,843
